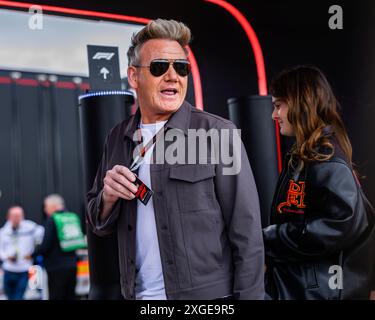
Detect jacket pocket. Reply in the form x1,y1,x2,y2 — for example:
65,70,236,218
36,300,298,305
169,164,217,213
181,212,223,277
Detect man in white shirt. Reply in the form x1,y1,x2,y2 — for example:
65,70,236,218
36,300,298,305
87,19,264,300
0,206,44,300
134,120,167,299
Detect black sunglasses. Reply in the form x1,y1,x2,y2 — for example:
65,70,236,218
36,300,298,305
134,59,191,77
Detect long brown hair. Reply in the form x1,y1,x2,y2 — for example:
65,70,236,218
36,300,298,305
270,65,352,171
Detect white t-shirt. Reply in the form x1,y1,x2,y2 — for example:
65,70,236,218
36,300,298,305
135,120,167,300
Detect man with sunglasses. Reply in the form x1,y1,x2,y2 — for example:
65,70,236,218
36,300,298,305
86,19,264,300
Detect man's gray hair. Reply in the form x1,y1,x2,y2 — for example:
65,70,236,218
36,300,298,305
127,19,191,66
44,194,65,208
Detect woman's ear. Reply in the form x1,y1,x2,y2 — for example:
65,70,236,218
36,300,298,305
127,66,138,89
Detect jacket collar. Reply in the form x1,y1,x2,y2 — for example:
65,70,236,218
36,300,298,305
123,100,192,140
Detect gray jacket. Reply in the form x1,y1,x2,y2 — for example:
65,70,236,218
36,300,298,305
86,101,265,299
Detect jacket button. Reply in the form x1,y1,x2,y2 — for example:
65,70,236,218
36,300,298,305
128,225,133,231
161,225,168,230
167,260,173,265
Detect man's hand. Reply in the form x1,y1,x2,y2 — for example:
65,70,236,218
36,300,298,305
103,165,138,202
100,165,138,221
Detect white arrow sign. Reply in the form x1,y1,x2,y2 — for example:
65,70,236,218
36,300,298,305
100,67,110,80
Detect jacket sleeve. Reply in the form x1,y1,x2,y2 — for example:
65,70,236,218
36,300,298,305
86,132,122,237
214,121,265,300
0,229,8,261
263,161,363,263
34,218,55,256
33,224,45,247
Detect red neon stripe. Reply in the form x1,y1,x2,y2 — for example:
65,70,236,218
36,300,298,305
55,81,76,89
0,0,149,24
205,0,283,172
0,76,82,90
204,0,267,96
1,76,43,86
274,121,283,173
80,83,90,91
15,78,38,86
0,0,204,109
186,47,203,110
0,76,11,84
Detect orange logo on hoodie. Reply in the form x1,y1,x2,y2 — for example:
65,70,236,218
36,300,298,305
277,180,306,214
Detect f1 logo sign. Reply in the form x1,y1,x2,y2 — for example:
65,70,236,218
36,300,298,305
87,45,121,90
92,52,115,60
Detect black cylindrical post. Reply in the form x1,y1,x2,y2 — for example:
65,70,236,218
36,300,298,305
228,95,279,227
78,91,134,299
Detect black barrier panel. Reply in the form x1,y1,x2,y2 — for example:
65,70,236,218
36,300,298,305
15,83,44,221
79,91,134,300
38,84,57,200
0,71,90,225
228,95,279,228
54,86,84,216
0,83,14,223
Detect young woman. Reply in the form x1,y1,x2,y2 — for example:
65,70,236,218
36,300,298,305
263,65,374,300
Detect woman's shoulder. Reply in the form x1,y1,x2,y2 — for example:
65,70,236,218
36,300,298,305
323,134,350,164
308,155,354,191
305,133,352,181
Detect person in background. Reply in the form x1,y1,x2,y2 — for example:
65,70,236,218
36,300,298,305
35,194,85,300
263,65,375,299
0,206,44,300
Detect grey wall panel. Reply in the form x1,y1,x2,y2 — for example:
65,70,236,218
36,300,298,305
39,85,56,196
0,74,87,225
53,87,84,216
15,84,44,223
